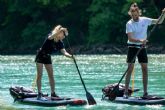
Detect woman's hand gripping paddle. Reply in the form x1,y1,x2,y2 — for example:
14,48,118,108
65,35,96,105
108,11,165,101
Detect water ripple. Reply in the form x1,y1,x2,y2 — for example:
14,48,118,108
0,55,165,110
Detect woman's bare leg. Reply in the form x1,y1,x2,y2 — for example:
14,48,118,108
36,63,43,93
45,64,55,94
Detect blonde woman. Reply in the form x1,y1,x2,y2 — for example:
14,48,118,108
35,25,73,100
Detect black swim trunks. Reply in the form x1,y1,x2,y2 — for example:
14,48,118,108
127,47,148,63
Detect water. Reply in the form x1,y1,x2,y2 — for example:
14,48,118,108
0,55,165,110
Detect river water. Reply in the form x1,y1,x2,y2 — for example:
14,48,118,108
0,55,165,110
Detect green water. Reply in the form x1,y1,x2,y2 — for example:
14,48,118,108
0,55,165,110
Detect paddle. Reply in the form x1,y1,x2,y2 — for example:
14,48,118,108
108,12,165,101
65,35,96,105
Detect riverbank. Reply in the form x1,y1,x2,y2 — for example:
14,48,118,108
0,44,165,55
68,44,165,54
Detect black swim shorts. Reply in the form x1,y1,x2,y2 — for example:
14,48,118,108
127,47,148,63
35,50,52,64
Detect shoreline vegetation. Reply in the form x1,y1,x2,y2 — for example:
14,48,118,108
1,1,165,56
0,44,165,55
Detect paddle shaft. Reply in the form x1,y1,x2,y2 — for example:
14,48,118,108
65,37,88,92
65,36,96,105
116,12,165,87
73,56,88,92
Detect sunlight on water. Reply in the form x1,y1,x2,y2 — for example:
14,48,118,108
0,55,165,110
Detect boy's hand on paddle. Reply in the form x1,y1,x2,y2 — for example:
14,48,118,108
140,39,148,45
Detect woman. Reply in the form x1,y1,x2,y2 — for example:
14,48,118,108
35,25,73,100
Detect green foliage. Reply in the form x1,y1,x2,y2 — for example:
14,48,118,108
87,0,165,46
0,0,165,53
87,0,127,45
21,21,49,49
37,0,71,7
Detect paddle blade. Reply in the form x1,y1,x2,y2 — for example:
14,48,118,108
108,85,119,101
86,91,96,105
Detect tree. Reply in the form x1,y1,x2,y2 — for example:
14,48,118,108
87,0,144,46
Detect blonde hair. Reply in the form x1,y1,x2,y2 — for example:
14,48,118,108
128,3,142,16
52,25,68,36
52,25,62,34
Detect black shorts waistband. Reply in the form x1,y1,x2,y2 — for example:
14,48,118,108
127,44,145,48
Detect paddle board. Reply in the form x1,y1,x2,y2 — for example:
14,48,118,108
15,97,87,106
9,86,87,106
104,96,165,105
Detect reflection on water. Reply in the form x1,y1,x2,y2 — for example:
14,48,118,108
0,55,165,110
